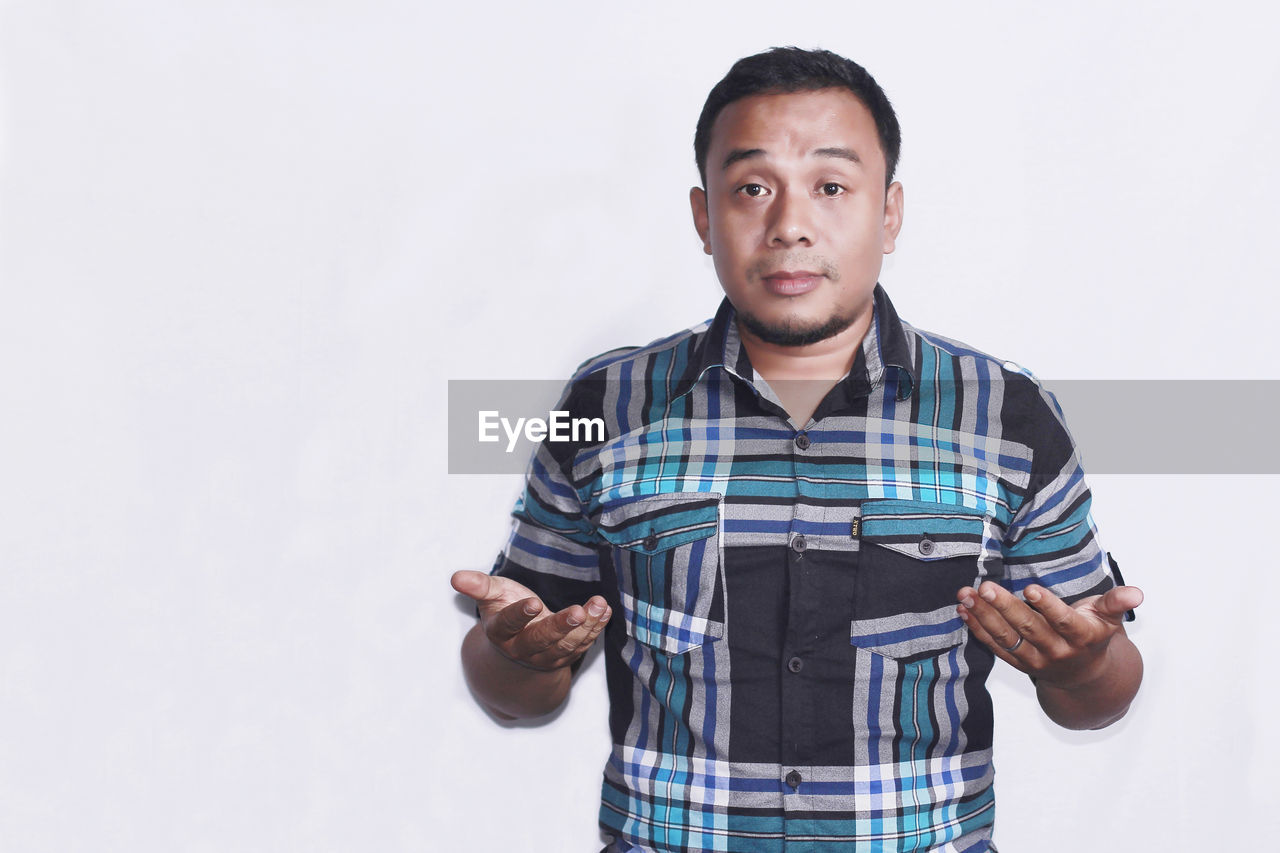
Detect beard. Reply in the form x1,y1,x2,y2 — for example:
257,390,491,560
735,254,858,347
736,307,860,347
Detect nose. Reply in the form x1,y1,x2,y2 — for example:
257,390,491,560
766,189,814,247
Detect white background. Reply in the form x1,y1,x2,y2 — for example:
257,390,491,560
2,1,1277,850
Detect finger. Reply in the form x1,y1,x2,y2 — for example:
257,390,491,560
962,582,1053,655
957,602,1031,671
578,600,613,647
566,596,614,654
956,585,1024,653
1096,585,1144,619
1023,584,1092,646
542,600,603,648
485,596,545,643
519,597,613,662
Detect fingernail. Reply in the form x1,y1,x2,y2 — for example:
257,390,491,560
566,614,583,627
523,601,540,616
960,596,974,609
957,608,969,621
587,601,605,618
980,588,996,602
1026,587,1040,602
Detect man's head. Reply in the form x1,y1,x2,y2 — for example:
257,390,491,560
694,47,901,191
690,48,904,350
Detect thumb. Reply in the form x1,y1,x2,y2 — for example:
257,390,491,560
451,570,503,603
1097,585,1144,618
451,570,536,612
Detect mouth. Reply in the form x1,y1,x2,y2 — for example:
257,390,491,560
761,270,825,297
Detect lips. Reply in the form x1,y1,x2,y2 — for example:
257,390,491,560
761,270,824,297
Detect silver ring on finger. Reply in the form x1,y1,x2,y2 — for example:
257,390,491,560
1004,636,1024,653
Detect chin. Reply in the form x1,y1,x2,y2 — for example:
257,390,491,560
738,308,856,348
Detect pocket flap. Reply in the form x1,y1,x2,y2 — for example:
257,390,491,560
861,499,988,561
599,494,720,553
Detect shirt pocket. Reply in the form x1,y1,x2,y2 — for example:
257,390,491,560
850,499,997,663
598,493,724,655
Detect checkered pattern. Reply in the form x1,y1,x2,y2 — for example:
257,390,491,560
491,286,1117,852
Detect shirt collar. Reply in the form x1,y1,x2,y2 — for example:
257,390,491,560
675,283,916,402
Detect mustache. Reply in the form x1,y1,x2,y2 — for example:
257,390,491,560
748,255,840,281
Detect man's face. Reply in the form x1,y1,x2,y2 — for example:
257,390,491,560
690,88,903,348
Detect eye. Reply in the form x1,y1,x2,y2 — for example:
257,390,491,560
820,182,845,197
736,183,769,198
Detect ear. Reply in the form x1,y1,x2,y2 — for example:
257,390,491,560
689,186,713,255
881,181,904,255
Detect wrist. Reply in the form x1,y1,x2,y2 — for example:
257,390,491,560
462,623,573,718
1034,630,1142,731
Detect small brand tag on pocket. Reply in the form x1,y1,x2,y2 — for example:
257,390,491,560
850,518,860,538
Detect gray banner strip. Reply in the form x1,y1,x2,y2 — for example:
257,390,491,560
448,380,570,475
1045,379,1280,475
448,379,1280,476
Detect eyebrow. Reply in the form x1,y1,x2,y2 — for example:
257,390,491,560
720,146,863,171
721,148,765,170
813,146,862,165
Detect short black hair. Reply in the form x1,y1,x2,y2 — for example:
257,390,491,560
694,47,901,190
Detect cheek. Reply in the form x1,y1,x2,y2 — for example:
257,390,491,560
841,217,886,255
709,248,739,287
709,221,754,263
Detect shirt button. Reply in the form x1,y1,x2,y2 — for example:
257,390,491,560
794,432,811,450
918,537,935,556
791,534,807,553
787,656,803,673
785,769,802,789
643,533,659,551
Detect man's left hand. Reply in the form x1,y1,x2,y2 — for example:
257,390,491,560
957,581,1143,689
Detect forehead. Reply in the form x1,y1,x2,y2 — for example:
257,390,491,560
707,88,884,173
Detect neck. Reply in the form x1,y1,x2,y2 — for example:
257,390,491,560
736,305,873,383
735,304,875,427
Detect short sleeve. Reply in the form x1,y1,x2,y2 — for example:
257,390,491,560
488,378,609,614
1001,376,1121,606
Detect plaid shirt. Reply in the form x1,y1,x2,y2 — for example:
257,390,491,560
491,285,1117,852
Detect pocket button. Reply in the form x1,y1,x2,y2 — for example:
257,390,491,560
918,537,935,556
643,533,659,551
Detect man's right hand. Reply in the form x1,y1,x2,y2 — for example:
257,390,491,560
451,570,612,672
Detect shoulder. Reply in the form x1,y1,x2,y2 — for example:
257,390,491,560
904,320,1078,470
904,319,1053,400
540,317,715,462
905,321,1032,380
557,316,714,413
568,317,713,382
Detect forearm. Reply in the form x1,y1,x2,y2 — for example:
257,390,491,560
460,622,573,719
1035,631,1143,730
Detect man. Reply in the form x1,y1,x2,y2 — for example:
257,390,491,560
452,47,1142,852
